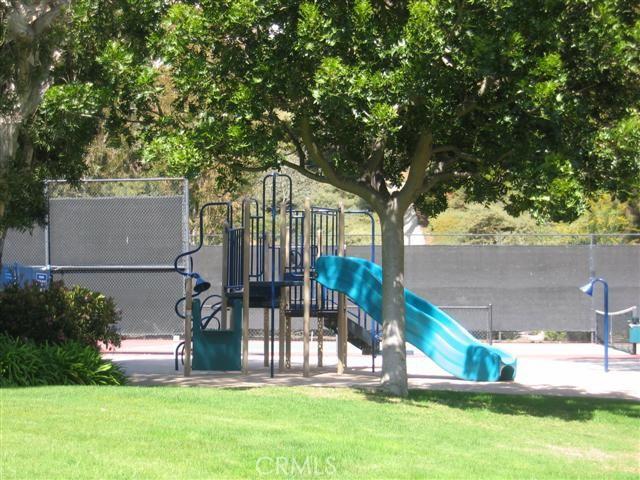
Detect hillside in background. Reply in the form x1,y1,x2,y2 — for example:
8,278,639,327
427,191,639,245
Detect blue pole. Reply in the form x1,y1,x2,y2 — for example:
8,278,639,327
581,277,611,372
603,280,609,373
270,172,276,378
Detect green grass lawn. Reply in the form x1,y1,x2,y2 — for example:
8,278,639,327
1,386,638,479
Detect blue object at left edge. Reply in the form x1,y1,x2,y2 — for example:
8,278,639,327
315,256,517,382
1,263,51,289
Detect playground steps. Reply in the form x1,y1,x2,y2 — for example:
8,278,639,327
323,316,379,355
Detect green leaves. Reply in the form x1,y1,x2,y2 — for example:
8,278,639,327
142,132,208,179
0,335,127,387
0,0,172,234
0,282,121,349
297,2,337,54
142,0,639,222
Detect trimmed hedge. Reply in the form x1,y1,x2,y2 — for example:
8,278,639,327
0,282,121,348
0,334,126,387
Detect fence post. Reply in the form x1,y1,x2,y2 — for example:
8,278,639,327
44,181,51,274
242,200,250,374
590,234,596,344
182,178,190,316
263,233,270,366
488,303,493,345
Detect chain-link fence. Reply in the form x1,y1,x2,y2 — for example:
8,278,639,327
6,201,638,341
439,305,493,343
343,232,640,246
196,232,640,247
596,307,638,354
4,178,188,336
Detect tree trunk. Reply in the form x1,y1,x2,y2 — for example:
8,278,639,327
379,199,409,397
0,121,17,274
0,228,5,272
0,1,67,258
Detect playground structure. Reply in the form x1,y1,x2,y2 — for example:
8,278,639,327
174,172,378,377
174,172,517,382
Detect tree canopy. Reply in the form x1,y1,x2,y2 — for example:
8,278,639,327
0,0,165,238
152,0,639,219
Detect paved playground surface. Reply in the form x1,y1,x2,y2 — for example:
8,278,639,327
104,340,639,400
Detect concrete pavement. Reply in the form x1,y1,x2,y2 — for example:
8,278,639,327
104,340,640,400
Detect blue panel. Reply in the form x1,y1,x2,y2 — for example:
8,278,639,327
629,325,640,344
1,264,50,289
191,298,242,371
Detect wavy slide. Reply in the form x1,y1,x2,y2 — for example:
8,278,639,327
315,256,516,382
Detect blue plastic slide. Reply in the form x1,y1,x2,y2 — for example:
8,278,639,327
315,256,516,382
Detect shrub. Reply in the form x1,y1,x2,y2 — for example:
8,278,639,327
544,331,568,342
0,334,126,387
0,281,121,348
65,285,122,347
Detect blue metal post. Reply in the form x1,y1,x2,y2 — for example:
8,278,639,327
262,172,292,378
270,172,277,378
580,277,610,373
603,280,609,373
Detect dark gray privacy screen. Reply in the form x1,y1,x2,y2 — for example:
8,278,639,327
3,179,187,336
349,245,639,332
4,200,639,337
439,306,492,342
49,196,183,265
189,244,639,334
52,270,183,336
406,245,592,332
3,227,46,265
593,246,640,325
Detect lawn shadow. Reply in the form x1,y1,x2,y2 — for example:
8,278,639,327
357,387,640,422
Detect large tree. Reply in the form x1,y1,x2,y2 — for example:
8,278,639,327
0,0,165,267
1,1,72,264
151,0,639,395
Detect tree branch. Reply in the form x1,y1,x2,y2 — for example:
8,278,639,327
280,159,331,185
396,129,433,209
455,76,494,119
267,109,308,167
364,136,385,174
236,164,268,173
282,121,307,167
416,171,474,197
6,1,69,43
299,117,383,209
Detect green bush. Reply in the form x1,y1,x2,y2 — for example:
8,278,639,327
0,334,126,387
544,331,568,342
0,281,121,348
